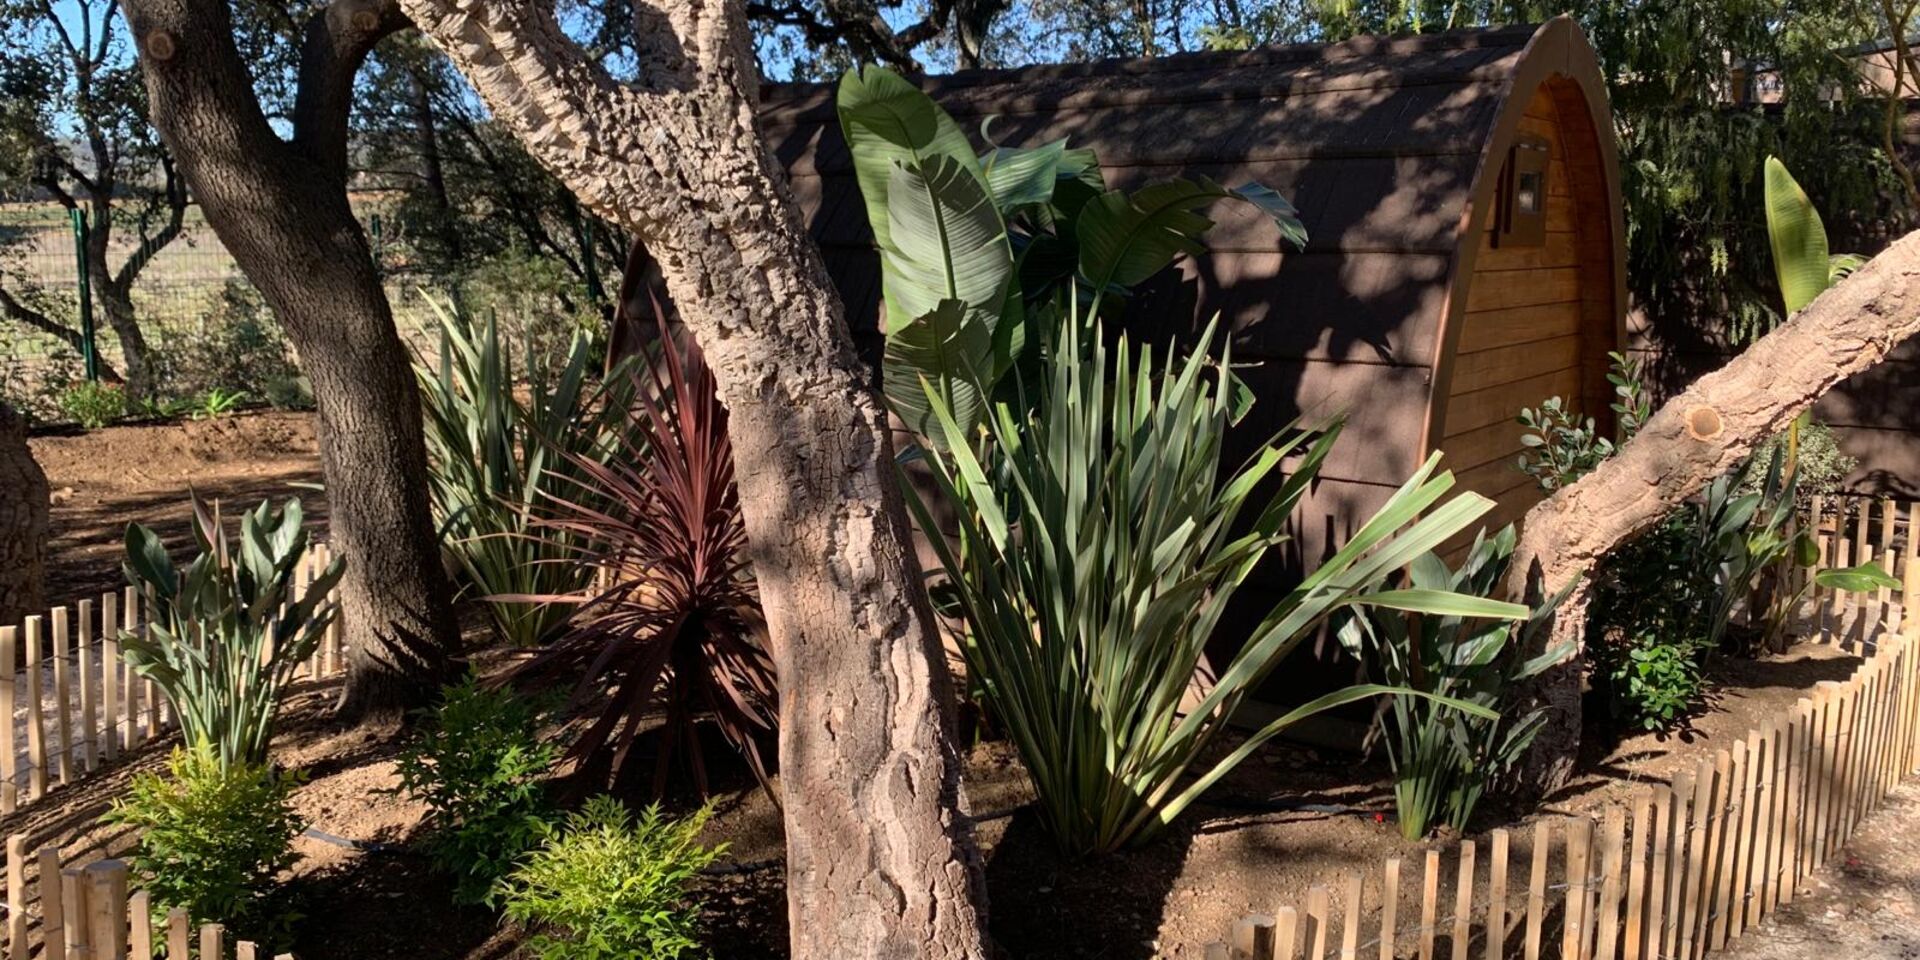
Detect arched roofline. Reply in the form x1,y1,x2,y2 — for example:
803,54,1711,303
1418,16,1627,459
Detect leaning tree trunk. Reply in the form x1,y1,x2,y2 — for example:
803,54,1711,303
93,281,155,399
122,0,461,719
0,401,49,628
397,3,992,958
1511,228,1920,790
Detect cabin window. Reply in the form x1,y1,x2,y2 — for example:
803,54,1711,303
1495,135,1550,248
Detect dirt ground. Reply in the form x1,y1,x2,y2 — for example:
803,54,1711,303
10,415,1909,959
1718,780,1920,960
28,410,328,601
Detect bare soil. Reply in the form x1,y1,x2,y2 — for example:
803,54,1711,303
9,415,1890,959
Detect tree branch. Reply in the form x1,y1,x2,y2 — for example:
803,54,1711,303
113,157,189,290
290,0,413,175
1511,228,1920,601
0,285,123,382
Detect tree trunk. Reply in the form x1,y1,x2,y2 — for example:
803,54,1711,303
94,280,155,399
0,401,49,628
122,0,461,719
397,3,993,957
1511,228,1920,790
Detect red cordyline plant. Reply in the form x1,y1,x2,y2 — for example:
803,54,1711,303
513,318,777,797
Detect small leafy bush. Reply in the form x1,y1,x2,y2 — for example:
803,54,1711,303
1515,352,1649,492
105,746,304,946
1338,526,1570,838
396,678,557,905
1610,634,1710,731
121,495,343,770
192,387,248,420
500,796,721,960
59,380,125,428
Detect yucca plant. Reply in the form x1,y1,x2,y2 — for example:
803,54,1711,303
904,307,1525,854
516,320,776,796
417,296,629,646
1337,526,1571,839
121,495,344,771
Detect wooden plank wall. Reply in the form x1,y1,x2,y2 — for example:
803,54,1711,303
0,543,343,815
1438,79,1612,539
1202,597,1920,960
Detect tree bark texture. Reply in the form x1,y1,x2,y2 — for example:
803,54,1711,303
0,401,49,628
1511,227,1920,789
121,0,461,718
395,3,992,957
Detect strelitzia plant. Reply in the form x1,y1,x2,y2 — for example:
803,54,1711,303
121,495,344,771
904,302,1526,854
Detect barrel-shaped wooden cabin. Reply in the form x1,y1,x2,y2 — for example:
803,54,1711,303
759,17,1624,573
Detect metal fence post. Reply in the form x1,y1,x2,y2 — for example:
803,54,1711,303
68,208,99,382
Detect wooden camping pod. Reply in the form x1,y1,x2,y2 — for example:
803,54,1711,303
754,17,1626,572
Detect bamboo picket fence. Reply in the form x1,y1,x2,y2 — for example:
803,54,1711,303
2,840,284,960
1201,494,1920,960
0,543,344,815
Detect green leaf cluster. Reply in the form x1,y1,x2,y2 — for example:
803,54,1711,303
105,746,305,949
837,65,1306,442
500,797,723,960
1337,526,1572,839
904,306,1522,854
121,494,343,771
395,678,558,906
416,295,633,646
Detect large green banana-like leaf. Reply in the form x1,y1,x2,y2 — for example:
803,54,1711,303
1077,176,1308,308
881,153,1015,335
1763,156,1831,314
981,140,1068,212
837,65,985,254
884,299,992,443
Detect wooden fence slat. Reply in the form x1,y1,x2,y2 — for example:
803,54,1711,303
40,847,65,960
1277,907,1300,960
1524,820,1550,960
200,923,225,960
60,869,87,958
1562,817,1590,960
52,606,73,787
100,592,119,763
1235,914,1277,960
1622,792,1650,960
1646,786,1673,960
121,587,143,752
1,628,17,816
24,616,45,800
1677,760,1713,960
128,890,152,960
1486,832,1509,960
84,860,127,960
7,835,26,960
1813,684,1840,869
1708,746,1739,951
166,909,190,960
1594,806,1625,960
1343,871,1364,960
1451,843,1474,960
1308,886,1331,960
76,600,96,775
1380,858,1401,960
1731,728,1762,935
237,942,258,960
1420,851,1439,960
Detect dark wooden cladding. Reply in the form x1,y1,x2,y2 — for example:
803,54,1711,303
759,17,1623,586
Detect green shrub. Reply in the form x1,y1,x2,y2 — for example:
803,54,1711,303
500,797,721,960
59,380,125,428
121,495,343,770
105,747,304,946
191,387,248,420
417,297,630,646
906,311,1522,854
1337,526,1571,839
1738,419,1855,507
1609,632,1710,731
395,678,557,905
150,280,300,400
1515,351,1649,493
